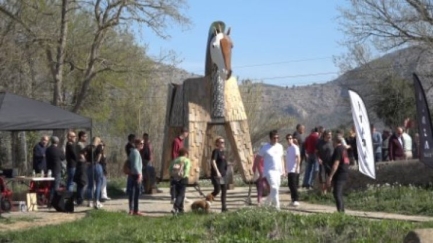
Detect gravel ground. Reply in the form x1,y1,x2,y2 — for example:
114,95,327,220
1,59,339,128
1,186,432,232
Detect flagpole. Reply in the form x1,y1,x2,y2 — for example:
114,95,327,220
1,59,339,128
348,89,376,179
412,73,433,168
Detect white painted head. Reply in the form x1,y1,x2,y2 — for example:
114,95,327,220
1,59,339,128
210,25,233,80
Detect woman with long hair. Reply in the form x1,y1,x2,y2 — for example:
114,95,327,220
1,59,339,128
99,141,110,201
85,137,104,209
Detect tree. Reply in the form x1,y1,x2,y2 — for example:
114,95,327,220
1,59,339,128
0,1,190,172
0,0,190,112
336,1,433,127
239,80,294,145
372,75,416,128
338,0,433,52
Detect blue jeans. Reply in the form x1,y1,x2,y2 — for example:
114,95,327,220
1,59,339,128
86,164,103,202
374,152,382,163
142,164,157,193
128,174,140,212
66,167,76,192
126,176,133,194
303,154,318,188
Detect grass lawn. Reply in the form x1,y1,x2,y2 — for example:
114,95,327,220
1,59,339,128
302,184,433,216
0,208,432,243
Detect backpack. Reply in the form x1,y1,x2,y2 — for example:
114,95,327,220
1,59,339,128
171,159,185,180
123,159,131,175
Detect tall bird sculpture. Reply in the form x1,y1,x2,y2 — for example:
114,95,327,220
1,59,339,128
160,21,254,186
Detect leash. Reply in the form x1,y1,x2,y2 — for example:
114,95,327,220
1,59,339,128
193,183,206,198
245,180,254,205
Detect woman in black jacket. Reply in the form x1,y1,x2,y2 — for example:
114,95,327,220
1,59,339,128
210,137,228,212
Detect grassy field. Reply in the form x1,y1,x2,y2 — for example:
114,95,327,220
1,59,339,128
0,208,431,243
302,184,433,216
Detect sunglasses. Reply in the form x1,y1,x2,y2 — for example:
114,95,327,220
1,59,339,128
272,136,279,139
287,137,293,140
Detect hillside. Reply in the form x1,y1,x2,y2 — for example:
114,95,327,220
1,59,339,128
253,46,432,130
155,46,430,132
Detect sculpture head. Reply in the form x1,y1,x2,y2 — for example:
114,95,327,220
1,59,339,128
210,24,233,80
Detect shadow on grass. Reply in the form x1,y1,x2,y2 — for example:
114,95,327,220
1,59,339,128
106,180,127,199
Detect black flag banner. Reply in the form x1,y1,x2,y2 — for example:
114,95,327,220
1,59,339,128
413,73,433,168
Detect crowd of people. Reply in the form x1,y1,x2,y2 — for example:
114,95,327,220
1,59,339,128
30,121,419,215
252,123,420,213
32,131,110,209
123,126,230,216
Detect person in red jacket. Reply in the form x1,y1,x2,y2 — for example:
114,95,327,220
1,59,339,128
302,127,319,189
389,127,405,161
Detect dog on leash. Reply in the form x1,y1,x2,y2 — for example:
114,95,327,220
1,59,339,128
190,194,215,213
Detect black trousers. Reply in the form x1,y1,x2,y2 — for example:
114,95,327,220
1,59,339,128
49,173,61,205
333,179,346,212
170,177,176,200
211,177,227,211
74,162,88,205
287,173,299,202
173,178,187,212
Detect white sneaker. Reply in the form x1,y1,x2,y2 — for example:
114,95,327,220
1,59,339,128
290,201,300,207
88,201,94,208
94,201,103,209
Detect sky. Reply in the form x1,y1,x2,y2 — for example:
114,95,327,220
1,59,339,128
140,1,347,87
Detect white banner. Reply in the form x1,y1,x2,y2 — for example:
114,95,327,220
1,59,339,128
348,90,376,179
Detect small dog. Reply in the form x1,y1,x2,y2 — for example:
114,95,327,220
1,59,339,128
190,194,214,213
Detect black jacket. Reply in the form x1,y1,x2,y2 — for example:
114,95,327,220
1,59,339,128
65,142,77,168
46,145,65,175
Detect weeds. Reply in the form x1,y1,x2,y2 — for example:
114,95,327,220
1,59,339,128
302,184,433,216
0,208,431,242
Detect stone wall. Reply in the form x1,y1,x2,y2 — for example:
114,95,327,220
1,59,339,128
345,160,433,191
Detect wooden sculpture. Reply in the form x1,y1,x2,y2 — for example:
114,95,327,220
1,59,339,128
160,21,254,184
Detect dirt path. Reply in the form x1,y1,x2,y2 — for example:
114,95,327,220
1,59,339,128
1,187,432,232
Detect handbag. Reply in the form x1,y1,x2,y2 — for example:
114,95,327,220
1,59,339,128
122,159,130,175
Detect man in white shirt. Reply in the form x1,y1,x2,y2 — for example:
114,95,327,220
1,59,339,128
285,133,300,207
402,130,413,159
254,130,285,210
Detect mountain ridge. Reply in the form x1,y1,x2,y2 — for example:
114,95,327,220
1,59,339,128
163,46,431,130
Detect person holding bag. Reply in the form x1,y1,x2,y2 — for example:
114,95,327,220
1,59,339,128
210,137,228,212
169,148,190,215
